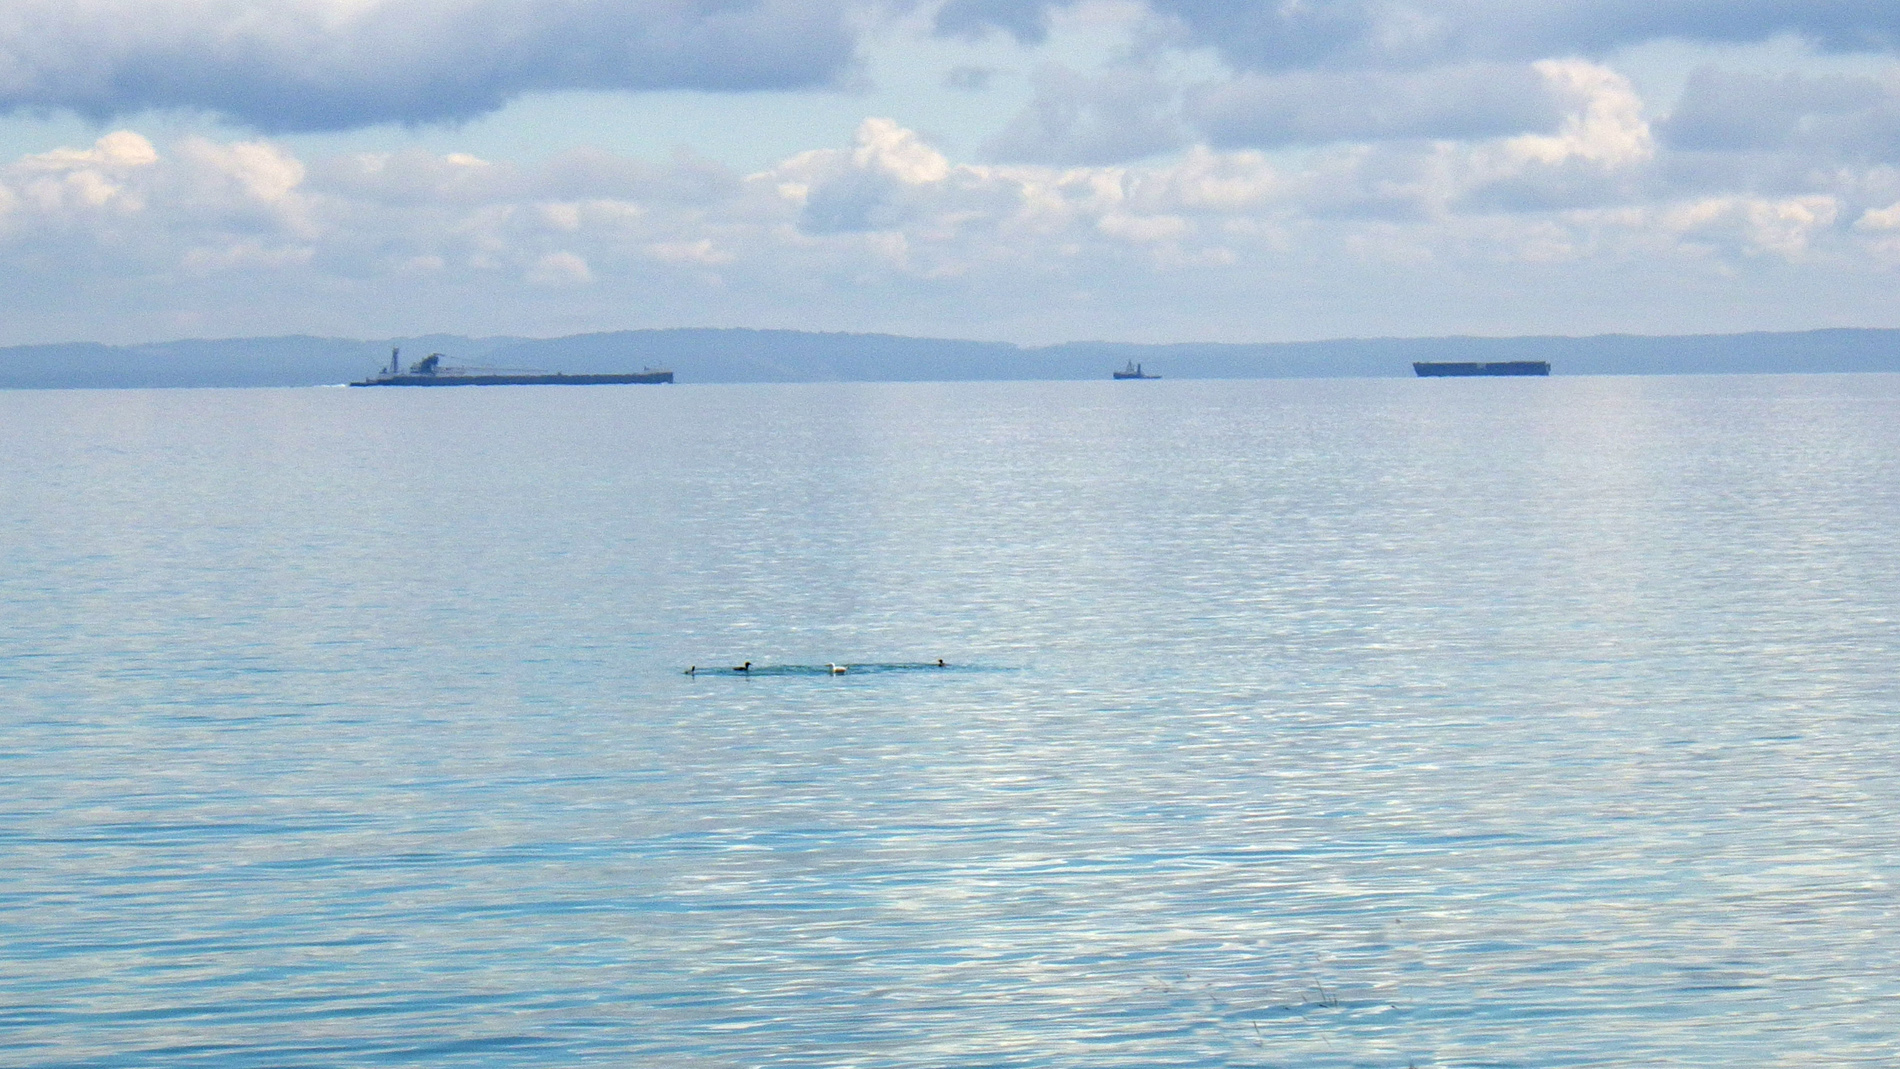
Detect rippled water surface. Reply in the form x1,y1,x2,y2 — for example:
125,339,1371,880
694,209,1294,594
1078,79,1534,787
3,376,1897,1067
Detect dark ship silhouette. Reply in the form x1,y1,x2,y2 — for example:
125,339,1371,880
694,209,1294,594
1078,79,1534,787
352,349,673,386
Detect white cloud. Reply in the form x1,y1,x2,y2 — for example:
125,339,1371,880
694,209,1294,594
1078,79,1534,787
1095,211,1189,242
855,118,952,185
1143,147,1284,210
1856,200,1900,229
1667,195,1841,257
2,131,157,218
0,115,1894,345
1503,61,1654,170
181,240,316,275
0,118,1799,277
180,140,306,204
13,131,160,174
646,239,735,266
541,203,584,232
1541,193,1844,265
527,251,594,287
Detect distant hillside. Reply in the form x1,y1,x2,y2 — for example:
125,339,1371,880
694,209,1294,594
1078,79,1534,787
3,327,1899,389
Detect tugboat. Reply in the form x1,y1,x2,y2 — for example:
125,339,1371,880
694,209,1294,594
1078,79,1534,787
351,348,673,386
1113,361,1159,380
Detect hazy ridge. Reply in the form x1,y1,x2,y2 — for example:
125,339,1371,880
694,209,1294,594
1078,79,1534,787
4,327,1899,388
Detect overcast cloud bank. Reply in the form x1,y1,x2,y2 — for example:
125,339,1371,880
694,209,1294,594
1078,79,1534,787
0,0,863,131
947,0,1900,67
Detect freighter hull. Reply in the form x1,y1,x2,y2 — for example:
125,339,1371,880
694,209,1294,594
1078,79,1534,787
351,370,673,386
1414,361,1550,377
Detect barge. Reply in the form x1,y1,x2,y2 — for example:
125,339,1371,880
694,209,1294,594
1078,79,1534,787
1413,361,1550,377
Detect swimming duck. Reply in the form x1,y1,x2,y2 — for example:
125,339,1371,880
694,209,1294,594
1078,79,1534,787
733,661,752,673
826,663,847,674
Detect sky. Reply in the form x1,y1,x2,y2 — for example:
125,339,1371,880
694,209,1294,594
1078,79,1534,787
6,1,1900,346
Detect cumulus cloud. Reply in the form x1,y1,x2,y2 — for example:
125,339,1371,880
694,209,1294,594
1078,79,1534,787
0,106,1777,292
0,130,334,283
1579,194,1843,260
765,116,1847,286
0,0,864,131
646,238,734,266
793,117,970,232
527,250,594,286
5,113,1895,345
2,131,157,219
1495,60,1654,169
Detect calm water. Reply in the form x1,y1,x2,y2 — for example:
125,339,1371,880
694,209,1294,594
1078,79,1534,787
2,376,1897,1067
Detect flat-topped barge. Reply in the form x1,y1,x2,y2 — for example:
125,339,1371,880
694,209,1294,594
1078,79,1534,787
1414,361,1550,377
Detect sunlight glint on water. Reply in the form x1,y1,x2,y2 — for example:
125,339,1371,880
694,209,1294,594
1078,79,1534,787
2,376,1897,1067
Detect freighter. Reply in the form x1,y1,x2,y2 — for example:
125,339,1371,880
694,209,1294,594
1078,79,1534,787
1113,361,1159,379
351,350,673,386
1413,361,1550,377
